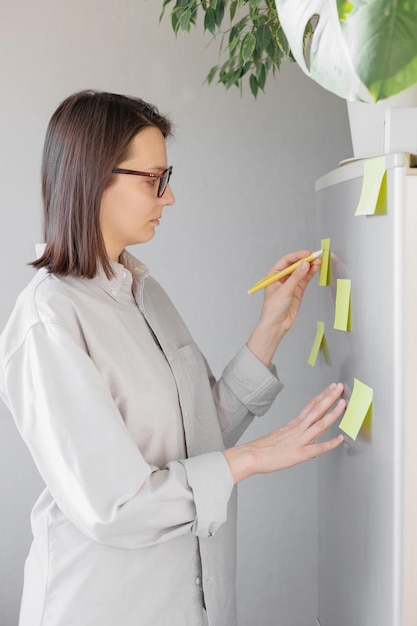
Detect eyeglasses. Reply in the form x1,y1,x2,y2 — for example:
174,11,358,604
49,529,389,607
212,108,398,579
112,166,173,198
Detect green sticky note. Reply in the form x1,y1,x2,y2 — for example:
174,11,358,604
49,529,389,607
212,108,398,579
318,238,332,286
339,378,373,441
355,157,387,216
334,279,352,331
308,320,330,366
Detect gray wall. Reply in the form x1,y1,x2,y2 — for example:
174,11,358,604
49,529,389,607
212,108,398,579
0,2,352,624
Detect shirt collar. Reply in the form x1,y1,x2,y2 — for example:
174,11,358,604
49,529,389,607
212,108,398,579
119,250,149,281
35,244,149,303
92,250,149,302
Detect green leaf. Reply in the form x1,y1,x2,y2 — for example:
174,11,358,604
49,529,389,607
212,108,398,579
255,24,272,51
266,37,278,62
159,0,174,22
229,34,240,55
215,1,225,27
179,7,192,31
230,0,238,21
206,65,219,84
257,62,267,90
276,25,290,56
240,32,256,64
249,0,262,17
249,74,259,97
171,8,180,33
204,7,217,34
241,61,253,77
225,68,242,89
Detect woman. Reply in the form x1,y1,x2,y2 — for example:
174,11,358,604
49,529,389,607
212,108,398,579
0,91,345,626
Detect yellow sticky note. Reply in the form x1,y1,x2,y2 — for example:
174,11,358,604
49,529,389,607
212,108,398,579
339,378,373,441
334,279,352,331
318,238,332,286
355,156,387,216
308,320,330,366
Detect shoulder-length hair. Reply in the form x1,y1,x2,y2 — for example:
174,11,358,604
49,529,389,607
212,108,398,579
31,90,172,278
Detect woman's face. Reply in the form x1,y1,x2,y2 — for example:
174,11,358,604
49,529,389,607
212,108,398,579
100,126,175,261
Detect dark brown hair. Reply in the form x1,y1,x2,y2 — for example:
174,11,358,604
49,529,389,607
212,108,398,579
31,90,172,278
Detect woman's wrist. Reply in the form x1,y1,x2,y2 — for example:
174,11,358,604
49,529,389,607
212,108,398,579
222,445,257,484
246,318,286,367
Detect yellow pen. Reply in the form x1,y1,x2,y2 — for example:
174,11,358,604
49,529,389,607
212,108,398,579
248,249,323,295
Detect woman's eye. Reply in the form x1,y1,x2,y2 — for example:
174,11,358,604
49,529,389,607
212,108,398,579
148,178,158,186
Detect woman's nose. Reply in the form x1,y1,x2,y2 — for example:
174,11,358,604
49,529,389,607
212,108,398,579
161,184,175,206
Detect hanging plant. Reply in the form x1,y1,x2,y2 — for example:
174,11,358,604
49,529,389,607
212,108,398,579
160,0,304,97
160,0,417,102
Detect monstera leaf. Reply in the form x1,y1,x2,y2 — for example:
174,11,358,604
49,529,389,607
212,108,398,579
275,0,417,102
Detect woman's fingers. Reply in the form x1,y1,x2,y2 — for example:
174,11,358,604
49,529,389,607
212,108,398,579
306,398,346,443
266,250,311,276
306,432,345,460
261,252,313,291
264,256,320,310
294,382,344,426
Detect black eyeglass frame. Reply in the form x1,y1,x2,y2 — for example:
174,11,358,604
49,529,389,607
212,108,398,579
112,166,173,198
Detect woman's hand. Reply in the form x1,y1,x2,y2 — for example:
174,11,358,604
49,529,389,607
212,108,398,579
246,250,321,366
261,249,321,334
223,383,345,484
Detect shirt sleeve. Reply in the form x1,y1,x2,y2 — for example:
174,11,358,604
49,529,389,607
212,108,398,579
211,345,284,447
2,321,233,548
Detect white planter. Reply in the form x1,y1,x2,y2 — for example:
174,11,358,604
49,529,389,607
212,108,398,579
346,84,417,158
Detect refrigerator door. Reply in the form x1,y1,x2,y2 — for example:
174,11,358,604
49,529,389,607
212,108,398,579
315,154,417,626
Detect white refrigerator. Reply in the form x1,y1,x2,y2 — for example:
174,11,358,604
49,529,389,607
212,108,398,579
314,153,417,626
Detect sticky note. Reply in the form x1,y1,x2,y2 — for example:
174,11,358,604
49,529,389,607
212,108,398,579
318,238,332,286
339,378,373,441
308,321,330,366
334,279,352,331
355,156,387,216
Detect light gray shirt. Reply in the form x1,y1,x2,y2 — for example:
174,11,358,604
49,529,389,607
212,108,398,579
0,250,283,626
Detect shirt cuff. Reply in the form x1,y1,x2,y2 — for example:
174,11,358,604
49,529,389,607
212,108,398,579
180,451,234,538
221,345,283,416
